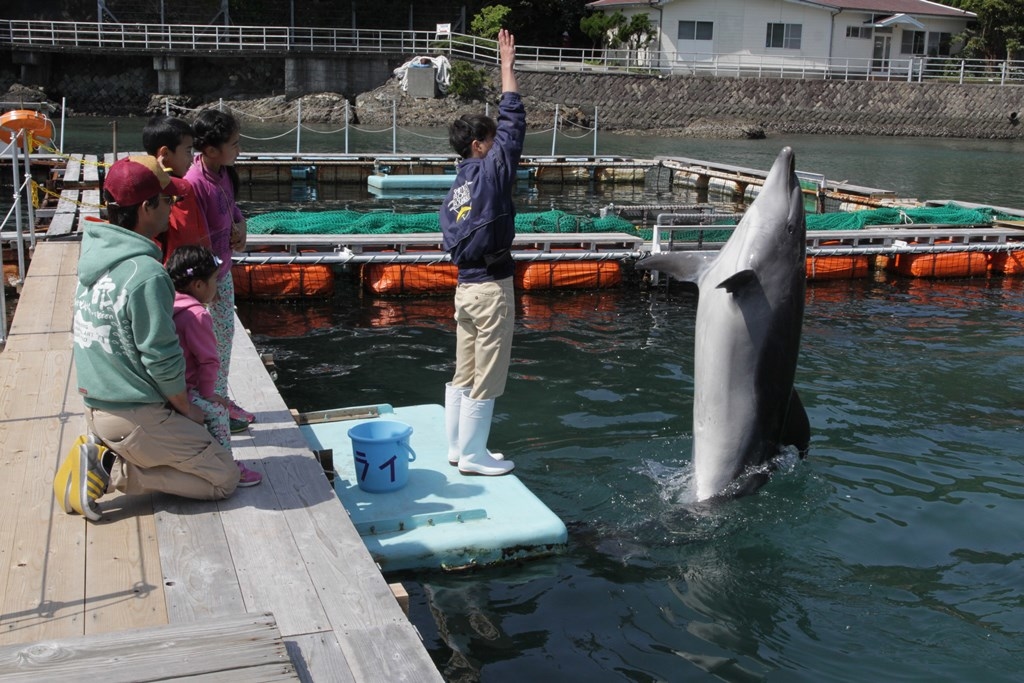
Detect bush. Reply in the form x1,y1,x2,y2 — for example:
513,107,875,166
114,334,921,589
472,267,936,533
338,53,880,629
448,60,489,100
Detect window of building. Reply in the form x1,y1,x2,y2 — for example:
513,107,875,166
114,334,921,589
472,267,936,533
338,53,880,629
901,30,926,55
766,23,801,49
678,21,713,41
927,31,952,56
846,26,873,39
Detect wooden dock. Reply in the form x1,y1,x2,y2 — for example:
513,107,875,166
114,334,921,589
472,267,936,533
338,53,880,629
0,241,442,681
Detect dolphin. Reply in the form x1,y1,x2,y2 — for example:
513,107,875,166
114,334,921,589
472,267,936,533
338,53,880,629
637,146,810,501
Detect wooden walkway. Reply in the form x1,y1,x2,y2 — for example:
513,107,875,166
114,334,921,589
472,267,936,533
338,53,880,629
0,241,442,681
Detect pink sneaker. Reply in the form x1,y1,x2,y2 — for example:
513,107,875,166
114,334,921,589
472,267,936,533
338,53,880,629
228,399,256,424
237,462,262,487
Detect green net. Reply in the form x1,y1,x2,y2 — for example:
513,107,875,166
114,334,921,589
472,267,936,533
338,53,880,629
248,209,637,236
247,203,1014,242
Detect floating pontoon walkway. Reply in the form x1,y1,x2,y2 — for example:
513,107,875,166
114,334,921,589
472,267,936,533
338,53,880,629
0,241,442,681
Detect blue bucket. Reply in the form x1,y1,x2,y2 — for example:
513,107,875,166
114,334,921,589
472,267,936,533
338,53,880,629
347,420,417,493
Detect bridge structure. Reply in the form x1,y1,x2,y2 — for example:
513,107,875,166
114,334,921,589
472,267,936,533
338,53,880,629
4,19,1022,93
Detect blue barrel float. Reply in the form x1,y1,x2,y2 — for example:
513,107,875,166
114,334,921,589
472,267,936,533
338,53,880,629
347,420,417,492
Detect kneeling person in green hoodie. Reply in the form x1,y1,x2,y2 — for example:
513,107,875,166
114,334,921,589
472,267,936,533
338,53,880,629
70,156,239,518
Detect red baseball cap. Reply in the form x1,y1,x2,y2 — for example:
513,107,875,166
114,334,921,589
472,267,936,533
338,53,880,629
103,156,191,207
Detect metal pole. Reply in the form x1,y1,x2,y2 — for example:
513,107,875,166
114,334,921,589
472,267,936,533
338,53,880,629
551,104,559,156
111,120,118,161
21,131,36,248
392,100,397,153
296,99,302,155
593,107,598,157
345,100,350,154
59,97,67,153
10,134,26,284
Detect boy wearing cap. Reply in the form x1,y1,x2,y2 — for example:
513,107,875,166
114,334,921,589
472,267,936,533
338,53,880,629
65,156,239,519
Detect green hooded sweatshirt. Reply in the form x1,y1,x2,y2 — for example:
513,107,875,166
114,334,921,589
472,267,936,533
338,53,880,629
72,218,186,410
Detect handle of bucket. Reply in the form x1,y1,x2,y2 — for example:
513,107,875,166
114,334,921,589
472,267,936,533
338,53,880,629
405,442,417,462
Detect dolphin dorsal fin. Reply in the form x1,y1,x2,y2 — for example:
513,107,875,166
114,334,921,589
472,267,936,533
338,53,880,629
716,269,756,294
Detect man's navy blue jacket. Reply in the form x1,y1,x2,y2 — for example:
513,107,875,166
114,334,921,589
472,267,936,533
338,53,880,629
440,92,526,284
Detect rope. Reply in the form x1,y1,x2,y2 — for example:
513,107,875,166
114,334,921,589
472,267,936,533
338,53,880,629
240,127,299,141
33,182,104,209
298,124,350,135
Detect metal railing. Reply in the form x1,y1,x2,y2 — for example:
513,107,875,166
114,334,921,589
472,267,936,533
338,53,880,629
2,20,1022,85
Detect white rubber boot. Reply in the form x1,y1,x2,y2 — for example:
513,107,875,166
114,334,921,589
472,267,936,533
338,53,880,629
446,383,505,466
445,383,469,465
458,397,514,476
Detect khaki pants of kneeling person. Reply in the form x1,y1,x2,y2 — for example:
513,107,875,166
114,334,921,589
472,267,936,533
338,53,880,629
452,277,515,400
86,404,239,501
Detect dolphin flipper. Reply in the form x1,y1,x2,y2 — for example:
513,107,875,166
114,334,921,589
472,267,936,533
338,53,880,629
781,389,810,457
635,252,717,286
716,269,756,294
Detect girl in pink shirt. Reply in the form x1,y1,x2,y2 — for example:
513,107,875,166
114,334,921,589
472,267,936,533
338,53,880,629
184,109,255,428
167,245,261,487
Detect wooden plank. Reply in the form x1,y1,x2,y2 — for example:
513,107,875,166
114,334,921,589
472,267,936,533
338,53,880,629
0,350,88,644
82,155,99,184
287,631,357,683
46,190,79,236
227,323,443,681
155,500,246,622
62,155,83,184
79,189,101,222
0,612,299,681
83,491,166,635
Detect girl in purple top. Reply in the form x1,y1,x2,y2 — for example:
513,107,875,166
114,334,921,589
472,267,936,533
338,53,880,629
184,109,255,429
167,245,261,487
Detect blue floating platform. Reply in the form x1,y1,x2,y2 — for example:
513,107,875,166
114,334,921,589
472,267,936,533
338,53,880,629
367,174,455,190
298,403,568,573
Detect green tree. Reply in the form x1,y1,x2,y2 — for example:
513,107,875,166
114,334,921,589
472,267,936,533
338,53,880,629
947,0,1024,60
580,10,625,49
470,5,512,40
615,13,655,52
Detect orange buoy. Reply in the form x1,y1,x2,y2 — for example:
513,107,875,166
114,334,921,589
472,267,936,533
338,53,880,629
0,109,55,151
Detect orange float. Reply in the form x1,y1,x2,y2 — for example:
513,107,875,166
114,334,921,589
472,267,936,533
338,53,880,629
232,263,334,299
515,260,622,290
885,240,987,278
806,241,871,281
361,263,459,294
0,109,55,151
988,250,1024,276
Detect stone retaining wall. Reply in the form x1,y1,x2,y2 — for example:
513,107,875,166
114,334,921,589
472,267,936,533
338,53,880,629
516,72,1024,139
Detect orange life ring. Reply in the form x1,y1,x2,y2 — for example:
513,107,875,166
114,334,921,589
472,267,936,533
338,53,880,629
0,109,55,151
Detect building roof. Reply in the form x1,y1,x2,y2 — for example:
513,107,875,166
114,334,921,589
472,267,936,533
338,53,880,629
585,0,975,19
796,0,974,18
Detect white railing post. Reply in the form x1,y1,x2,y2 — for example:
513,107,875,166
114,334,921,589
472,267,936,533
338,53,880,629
296,99,302,155
344,100,350,154
392,99,397,153
959,60,965,84
59,96,66,153
551,103,559,156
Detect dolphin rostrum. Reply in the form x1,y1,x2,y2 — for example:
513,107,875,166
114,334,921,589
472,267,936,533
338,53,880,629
638,146,810,501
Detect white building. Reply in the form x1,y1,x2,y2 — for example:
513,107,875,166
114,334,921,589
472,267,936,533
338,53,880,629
584,0,976,77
